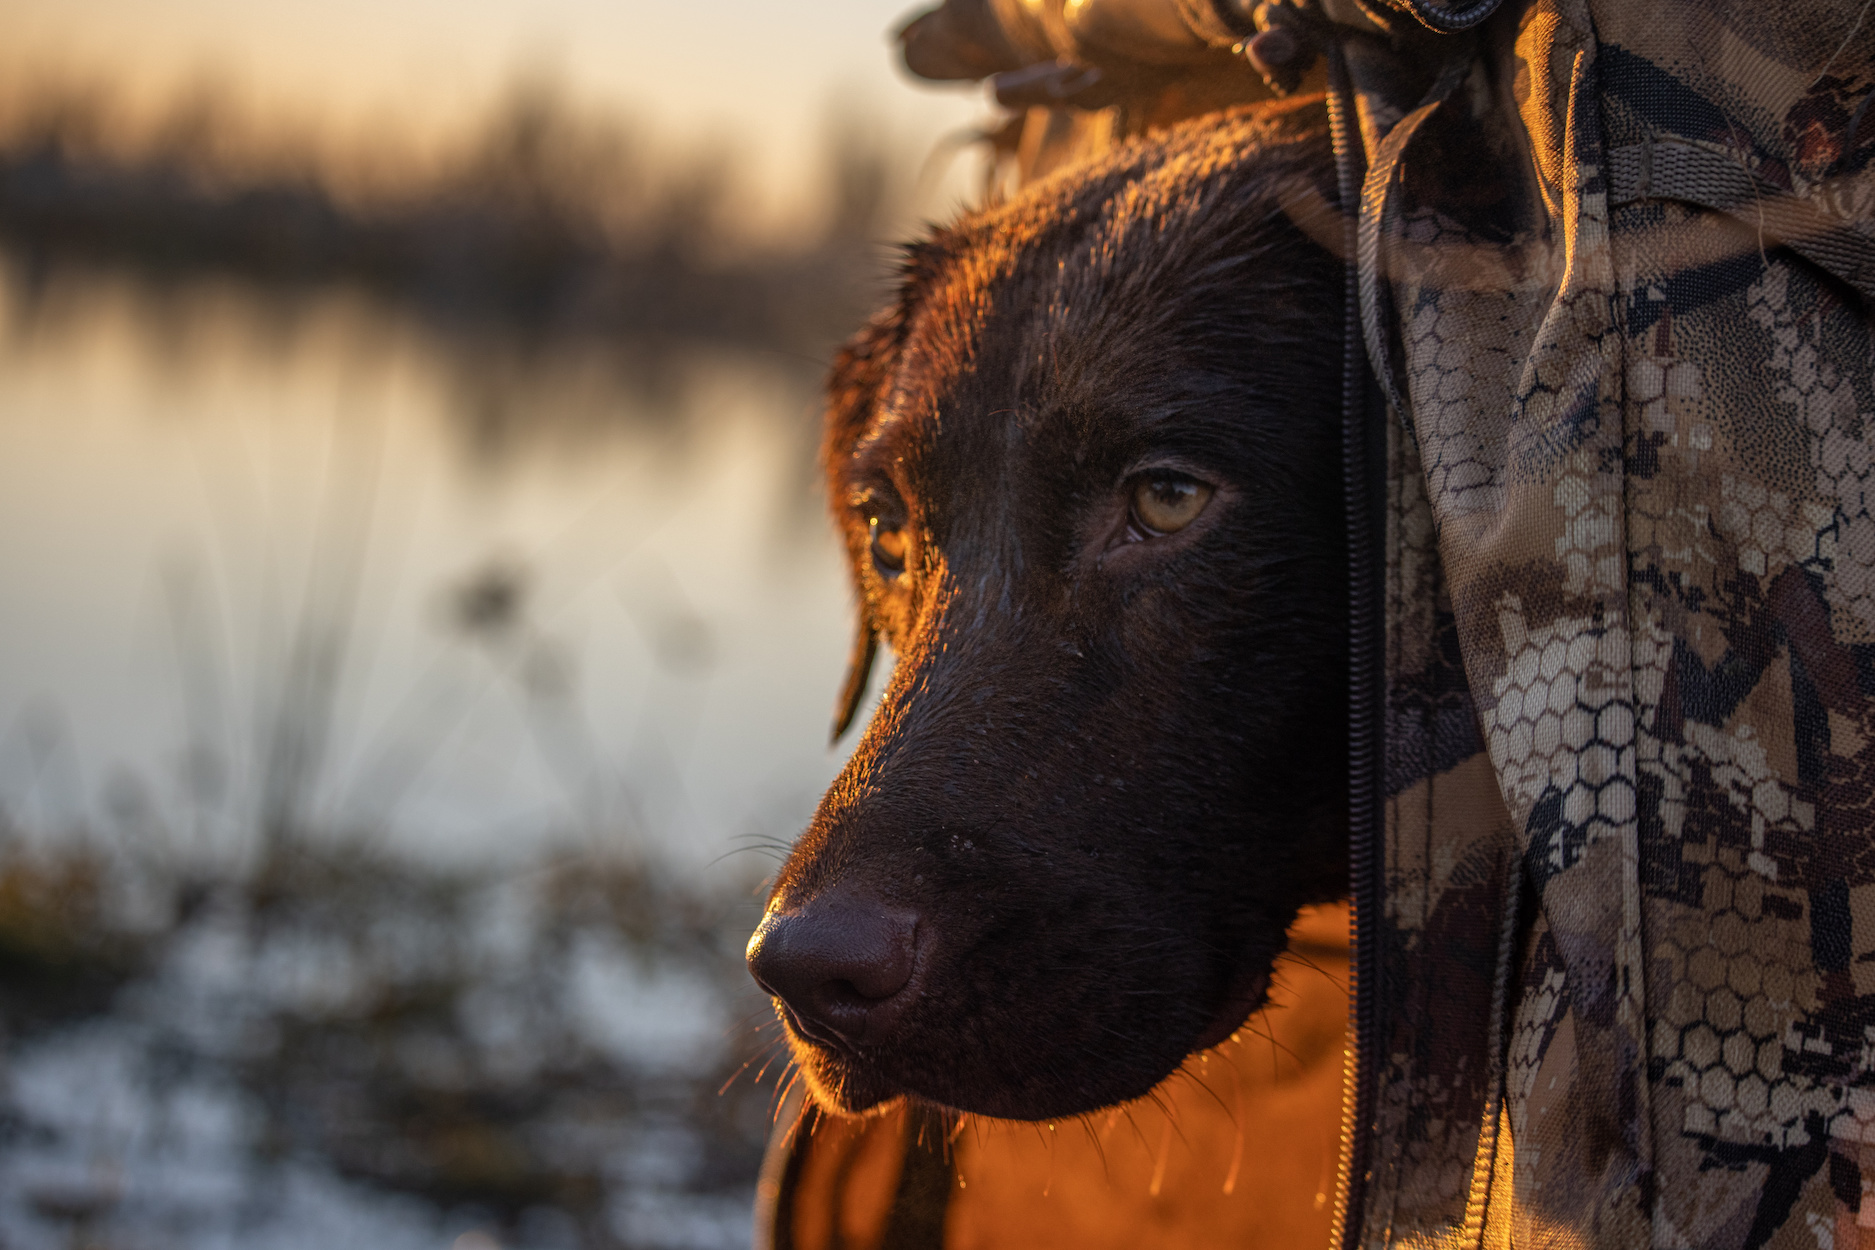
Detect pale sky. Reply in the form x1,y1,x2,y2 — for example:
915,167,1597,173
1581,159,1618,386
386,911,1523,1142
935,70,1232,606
0,0,994,226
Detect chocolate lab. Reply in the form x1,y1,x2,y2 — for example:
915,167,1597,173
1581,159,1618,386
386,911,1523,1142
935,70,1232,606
748,99,1349,1122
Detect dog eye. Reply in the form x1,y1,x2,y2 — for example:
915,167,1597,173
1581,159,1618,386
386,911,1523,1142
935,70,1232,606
869,516,908,575
1130,473,1214,536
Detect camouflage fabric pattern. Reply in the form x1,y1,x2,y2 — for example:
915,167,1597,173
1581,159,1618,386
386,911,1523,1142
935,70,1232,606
1354,1,1875,1246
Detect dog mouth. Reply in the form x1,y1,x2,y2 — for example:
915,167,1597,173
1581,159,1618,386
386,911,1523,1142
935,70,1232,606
776,1012,910,1113
774,999,846,1053
772,948,1284,1119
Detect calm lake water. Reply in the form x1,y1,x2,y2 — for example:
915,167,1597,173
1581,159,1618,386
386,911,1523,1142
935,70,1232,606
0,258,866,872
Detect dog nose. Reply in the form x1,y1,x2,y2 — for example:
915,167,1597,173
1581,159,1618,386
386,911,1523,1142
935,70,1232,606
746,891,919,1047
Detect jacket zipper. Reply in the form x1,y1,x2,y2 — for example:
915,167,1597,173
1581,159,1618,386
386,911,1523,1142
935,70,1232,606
1327,39,1386,1250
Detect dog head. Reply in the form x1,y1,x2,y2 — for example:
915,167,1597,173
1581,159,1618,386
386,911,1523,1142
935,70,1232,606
748,100,1350,1120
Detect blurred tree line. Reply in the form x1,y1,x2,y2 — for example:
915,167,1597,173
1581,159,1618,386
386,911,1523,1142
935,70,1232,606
0,77,911,357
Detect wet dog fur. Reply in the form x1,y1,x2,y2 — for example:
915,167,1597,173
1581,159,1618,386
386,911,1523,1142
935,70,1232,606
757,99,1351,1122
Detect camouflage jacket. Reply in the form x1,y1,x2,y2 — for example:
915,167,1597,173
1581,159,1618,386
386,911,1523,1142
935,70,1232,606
1347,1,1875,1246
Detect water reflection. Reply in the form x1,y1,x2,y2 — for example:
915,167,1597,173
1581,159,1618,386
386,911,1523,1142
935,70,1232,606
0,256,856,867
0,248,878,1246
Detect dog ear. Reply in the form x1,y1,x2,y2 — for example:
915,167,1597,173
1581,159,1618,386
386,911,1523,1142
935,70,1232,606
822,255,929,743
824,309,894,744
831,623,878,742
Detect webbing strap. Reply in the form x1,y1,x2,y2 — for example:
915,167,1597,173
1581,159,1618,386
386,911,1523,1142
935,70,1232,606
1606,138,1875,301
1354,53,1473,421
